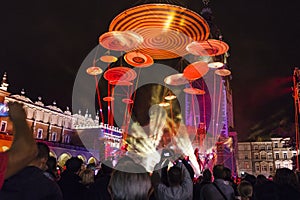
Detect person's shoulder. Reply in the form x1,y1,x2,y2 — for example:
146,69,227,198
214,179,234,190
38,173,63,196
201,182,213,191
8,166,39,180
36,169,60,187
89,176,110,191
279,184,300,195
156,182,169,193
213,179,224,186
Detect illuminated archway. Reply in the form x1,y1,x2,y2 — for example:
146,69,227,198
58,153,72,167
77,155,87,164
88,157,97,165
49,150,57,158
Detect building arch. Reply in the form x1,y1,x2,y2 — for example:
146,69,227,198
58,152,72,167
88,157,98,165
49,150,57,159
77,154,87,164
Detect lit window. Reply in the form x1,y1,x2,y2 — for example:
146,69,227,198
268,154,273,159
269,165,273,172
262,165,267,171
37,129,43,139
239,154,244,160
244,161,249,169
276,164,280,169
64,135,70,143
52,132,57,142
0,121,7,132
284,164,288,168
266,145,270,150
256,165,260,172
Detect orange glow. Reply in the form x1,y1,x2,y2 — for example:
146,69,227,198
0,135,13,152
183,61,209,81
186,39,229,56
163,12,175,31
109,4,210,59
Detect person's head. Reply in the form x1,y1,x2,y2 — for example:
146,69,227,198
223,167,232,182
213,164,225,179
79,168,95,185
167,166,182,186
46,156,57,172
202,168,212,182
161,148,173,159
87,162,96,170
238,180,253,199
243,173,257,186
96,160,114,179
108,161,152,200
31,142,50,170
256,174,268,185
274,167,299,189
65,157,83,174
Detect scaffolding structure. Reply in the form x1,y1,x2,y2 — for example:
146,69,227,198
293,67,300,170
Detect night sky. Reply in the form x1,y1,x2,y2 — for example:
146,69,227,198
0,0,299,141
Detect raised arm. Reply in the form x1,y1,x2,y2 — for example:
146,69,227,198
176,161,193,193
4,102,37,178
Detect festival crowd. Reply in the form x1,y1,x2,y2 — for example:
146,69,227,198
1,102,300,200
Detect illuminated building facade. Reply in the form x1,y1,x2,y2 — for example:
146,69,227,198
237,137,296,177
0,73,123,166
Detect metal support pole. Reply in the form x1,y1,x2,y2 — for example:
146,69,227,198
293,68,300,171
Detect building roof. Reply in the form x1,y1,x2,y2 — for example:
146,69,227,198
10,94,33,103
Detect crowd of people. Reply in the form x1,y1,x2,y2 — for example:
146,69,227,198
1,102,300,200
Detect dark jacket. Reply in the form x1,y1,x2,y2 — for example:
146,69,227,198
200,179,235,200
87,174,111,200
154,162,193,200
193,180,211,200
0,166,63,200
58,170,88,200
